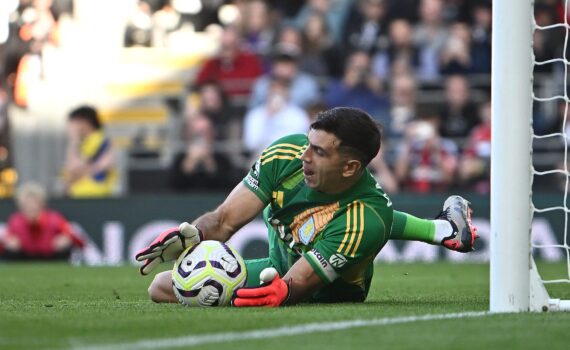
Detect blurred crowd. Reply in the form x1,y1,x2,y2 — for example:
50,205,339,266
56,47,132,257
1,0,569,197
172,0,499,195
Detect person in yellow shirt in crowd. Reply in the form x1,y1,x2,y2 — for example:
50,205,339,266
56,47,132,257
63,106,117,197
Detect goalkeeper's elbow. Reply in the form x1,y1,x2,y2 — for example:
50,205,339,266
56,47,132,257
148,273,177,303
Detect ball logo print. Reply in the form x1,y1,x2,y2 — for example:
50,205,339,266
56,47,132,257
329,254,347,268
171,240,247,307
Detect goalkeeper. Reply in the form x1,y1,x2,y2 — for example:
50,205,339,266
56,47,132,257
137,107,478,307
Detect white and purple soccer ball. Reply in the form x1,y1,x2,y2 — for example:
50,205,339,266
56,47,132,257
171,240,247,306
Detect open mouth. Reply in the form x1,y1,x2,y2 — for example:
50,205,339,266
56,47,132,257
303,168,315,177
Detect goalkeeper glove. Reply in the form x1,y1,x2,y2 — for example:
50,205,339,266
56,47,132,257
232,267,290,307
135,222,203,275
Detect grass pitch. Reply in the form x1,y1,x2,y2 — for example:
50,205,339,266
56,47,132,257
1,263,569,350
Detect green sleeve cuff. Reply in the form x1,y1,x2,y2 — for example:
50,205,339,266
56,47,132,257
304,249,339,284
242,175,270,204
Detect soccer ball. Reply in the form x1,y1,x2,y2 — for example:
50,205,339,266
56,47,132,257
171,240,247,306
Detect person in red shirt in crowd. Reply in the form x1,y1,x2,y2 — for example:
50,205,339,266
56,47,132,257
194,26,264,107
1,182,84,261
395,118,459,193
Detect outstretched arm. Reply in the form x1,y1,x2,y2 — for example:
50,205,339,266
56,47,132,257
193,182,266,242
136,182,266,275
232,257,325,307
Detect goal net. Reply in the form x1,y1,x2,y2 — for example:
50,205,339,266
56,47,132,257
491,0,570,312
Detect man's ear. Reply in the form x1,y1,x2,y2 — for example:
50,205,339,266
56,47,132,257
342,160,362,178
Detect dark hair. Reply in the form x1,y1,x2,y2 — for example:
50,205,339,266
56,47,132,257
68,106,101,130
271,43,301,63
310,107,381,167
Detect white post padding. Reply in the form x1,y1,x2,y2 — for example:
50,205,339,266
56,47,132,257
490,0,534,312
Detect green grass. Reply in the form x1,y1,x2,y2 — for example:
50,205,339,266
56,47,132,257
1,263,569,350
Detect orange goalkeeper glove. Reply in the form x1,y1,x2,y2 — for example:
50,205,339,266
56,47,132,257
232,268,290,307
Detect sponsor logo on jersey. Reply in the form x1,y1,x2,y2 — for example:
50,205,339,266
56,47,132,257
245,174,259,190
307,249,339,282
298,217,316,245
329,253,347,268
310,248,329,269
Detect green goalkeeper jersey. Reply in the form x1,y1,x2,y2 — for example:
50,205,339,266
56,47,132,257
243,134,393,302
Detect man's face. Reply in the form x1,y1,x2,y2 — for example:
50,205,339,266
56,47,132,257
68,119,91,140
19,195,44,221
300,129,352,193
220,30,239,61
272,61,297,81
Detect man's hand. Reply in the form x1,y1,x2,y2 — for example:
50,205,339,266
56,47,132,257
3,235,21,252
135,222,203,275
52,234,72,252
232,268,290,307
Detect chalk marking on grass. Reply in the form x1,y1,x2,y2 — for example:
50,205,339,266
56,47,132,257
71,311,489,350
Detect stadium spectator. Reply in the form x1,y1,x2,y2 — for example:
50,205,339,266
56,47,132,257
243,77,310,159
440,0,471,23
414,0,449,81
438,75,478,139
12,0,60,108
325,50,389,121
248,43,320,109
439,22,473,75
1,182,84,261
50,0,73,20
271,25,304,70
469,2,492,74
62,106,117,198
533,4,564,75
342,0,389,56
193,81,237,141
124,1,153,47
386,0,420,22
369,147,399,194
372,19,419,79
19,0,58,47
294,0,353,45
151,0,182,47
385,74,417,139
0,87,14,197
169,110,238,192
394,118,459,193
275,24,303,48
240,0,275,58
299,12,344,79
272,24,341,79
194,27,263,106
269,0,304,18
458,100,491,194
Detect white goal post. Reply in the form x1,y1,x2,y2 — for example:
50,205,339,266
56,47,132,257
491,0,570,312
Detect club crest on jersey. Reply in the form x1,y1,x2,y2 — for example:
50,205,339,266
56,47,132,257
298,217,316,245
329,254,347,268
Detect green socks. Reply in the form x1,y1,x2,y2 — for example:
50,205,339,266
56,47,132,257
391,211,452,244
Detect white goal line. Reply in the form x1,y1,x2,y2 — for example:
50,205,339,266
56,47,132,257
70,311,489,350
